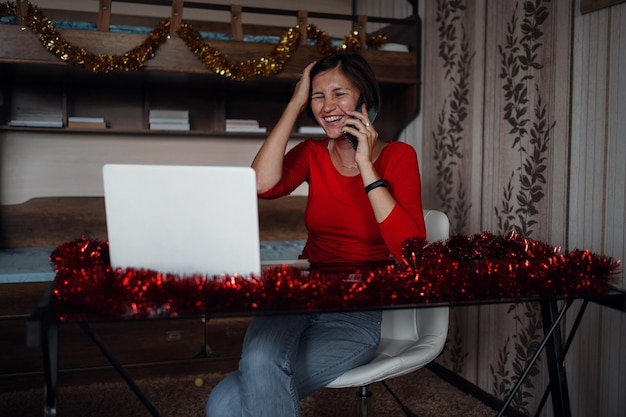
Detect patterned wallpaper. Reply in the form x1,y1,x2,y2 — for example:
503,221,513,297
422,1,626,416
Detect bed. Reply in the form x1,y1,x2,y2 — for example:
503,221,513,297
0,4,450,389
0,0,420,279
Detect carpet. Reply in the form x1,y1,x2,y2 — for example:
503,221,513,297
0,368,497,417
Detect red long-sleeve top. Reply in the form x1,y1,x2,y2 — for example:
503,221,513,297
258,138,425,263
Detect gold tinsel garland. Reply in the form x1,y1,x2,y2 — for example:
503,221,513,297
176,23,300,81
1,1,387,79
13,2,171,73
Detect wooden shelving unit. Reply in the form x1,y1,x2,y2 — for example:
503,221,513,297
0,10,420,140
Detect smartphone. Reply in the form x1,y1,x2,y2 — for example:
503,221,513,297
343,97,377,149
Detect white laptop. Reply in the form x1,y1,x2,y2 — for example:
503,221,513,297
102,164,263,277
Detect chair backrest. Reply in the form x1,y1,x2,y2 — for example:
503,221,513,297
379,209,450,342
423,209,450,244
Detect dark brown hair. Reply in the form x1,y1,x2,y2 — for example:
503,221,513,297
306,53,381,121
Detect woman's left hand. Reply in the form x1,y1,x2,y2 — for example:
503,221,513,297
343,103,378,166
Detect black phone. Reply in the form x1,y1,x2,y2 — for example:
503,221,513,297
343,97,377,149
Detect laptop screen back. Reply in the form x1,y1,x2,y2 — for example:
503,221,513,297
103,164,261,277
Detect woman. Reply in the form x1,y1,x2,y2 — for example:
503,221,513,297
206,53,425,417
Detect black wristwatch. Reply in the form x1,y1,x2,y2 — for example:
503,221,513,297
364,179,388,194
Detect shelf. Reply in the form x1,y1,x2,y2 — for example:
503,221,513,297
0,125,324,139
0,16,420,141
0,24,419,85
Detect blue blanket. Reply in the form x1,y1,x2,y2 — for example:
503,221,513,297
0,240,306,284
0,16,344,47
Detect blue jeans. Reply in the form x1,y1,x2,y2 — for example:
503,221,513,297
206,310,382,417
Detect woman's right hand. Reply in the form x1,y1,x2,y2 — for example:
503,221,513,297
252,61,316,193
292,62,316,113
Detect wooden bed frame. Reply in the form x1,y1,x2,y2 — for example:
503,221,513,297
0,2,420,389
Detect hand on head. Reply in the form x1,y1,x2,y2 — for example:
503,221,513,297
292,62,316,113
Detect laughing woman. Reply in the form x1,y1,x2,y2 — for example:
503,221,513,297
206,52,425,417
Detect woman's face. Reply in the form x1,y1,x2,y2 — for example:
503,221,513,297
310,67,360,139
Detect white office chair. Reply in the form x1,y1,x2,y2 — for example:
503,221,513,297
326,209,450,417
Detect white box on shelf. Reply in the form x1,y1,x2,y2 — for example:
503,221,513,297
149,122,191,131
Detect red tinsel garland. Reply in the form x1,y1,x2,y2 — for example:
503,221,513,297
50,233,621,321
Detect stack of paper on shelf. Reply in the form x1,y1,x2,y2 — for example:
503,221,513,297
9,106,63,128
149,109,190,131
297,126,326,135
8,87,64,128
8,119,63,128
67,116,107,129
225,119,267,133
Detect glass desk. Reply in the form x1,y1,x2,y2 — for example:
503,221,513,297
27,283,625,417
28,237,623,417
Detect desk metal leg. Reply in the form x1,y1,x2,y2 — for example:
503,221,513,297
26,284,59,417
496,299,572,417
42,315,59,417
79,322,162,417
535,299,588,417
540,299,572,417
